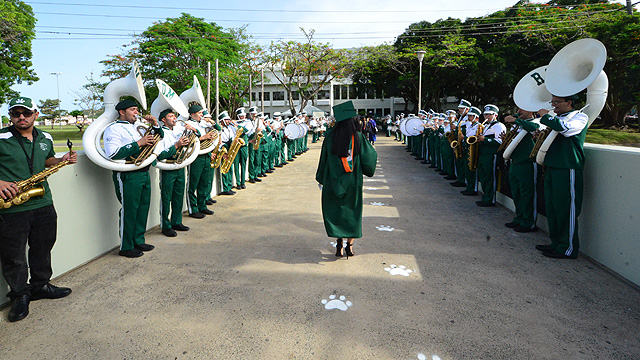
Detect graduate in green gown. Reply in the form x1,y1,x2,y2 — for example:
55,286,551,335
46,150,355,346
315,101,378,258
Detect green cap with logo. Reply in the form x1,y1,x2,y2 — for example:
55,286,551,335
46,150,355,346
332,101,357,123
8,97,37,111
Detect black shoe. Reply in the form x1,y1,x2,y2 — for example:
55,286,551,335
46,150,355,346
282,162,288,165
162,228,177,237
173,224,190,231
118,249,143,258
275,164,283,168
236,185,242,190
450,181,466,187
260,173,267,177
335,238,344,257
8,295,29,322
438,171,447,175
476,201,495,207
505,222,519,228
345,242,354,259
257,174,265,177
249,179,256,183
461,190,478,196
231,190,237,194
444,175,457,180
542,249,575,259
135,243,155,251
266,170,274,173
241,184,246,189
201,208,214,215
515,225,538,233
254,178,262,182
428,165,437,168
205,199,216,205
219,191,235,196
189,212,206,218
292,155,297,158
536,244,553,251
420,160,429,164
30,283,72,301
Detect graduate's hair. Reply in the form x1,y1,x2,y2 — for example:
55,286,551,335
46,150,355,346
331,117,361,158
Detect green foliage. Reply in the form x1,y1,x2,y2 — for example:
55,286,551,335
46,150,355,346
0,0,38,104
586,128,640,145
73,72,104,120
99,13,248,113
37,98,65,128
349,1,640,126
263,28,348,115
1,115,9,125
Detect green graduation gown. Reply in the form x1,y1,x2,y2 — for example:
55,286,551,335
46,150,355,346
315,131,377,238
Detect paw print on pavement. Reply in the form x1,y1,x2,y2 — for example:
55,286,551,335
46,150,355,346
321,295,352,311
370,201,386,206
330,241,346,248
384,265,413,277
365,187,379,190
376,225,395,232
418,354,441,360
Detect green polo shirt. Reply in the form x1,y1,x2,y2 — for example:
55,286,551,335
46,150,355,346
0,127,56,214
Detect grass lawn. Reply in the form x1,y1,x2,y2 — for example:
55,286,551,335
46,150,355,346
586,128,640,147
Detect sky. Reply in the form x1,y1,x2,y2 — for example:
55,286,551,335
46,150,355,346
3,0,634,115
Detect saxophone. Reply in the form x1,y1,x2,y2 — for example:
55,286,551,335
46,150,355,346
210,146,227,168
0,160,70,209
220,127,245,174
497,123,518,153
466,121,485,171
450,121,464,159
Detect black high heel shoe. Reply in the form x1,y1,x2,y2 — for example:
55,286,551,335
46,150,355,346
335,238,344,257
345,242,354,259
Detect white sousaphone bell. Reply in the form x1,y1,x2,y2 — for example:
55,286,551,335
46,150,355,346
83,62,155,172
511,38,608,164
178,76,220,155
151,79,200,170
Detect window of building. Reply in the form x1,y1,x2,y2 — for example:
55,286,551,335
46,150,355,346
290,90,299,100
384,108,391,116
317,90,330,100
333,85,340,100
273,91,285,101
366,87,376,99
251,92,257,101
341,85,348,100
259,92,270,101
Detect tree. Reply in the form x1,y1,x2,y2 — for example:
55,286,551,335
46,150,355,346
263,29,348,115
73,72,104,122
100,13,246,114
1,115,9,127
38,99,65,128
69,110,86,131
0,0,38,104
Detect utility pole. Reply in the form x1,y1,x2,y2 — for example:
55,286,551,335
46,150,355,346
50,72,62,128
215,59,219,120
207,61,211,113
627,0,633,15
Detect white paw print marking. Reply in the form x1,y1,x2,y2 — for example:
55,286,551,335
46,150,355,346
417,354,441,360
321,295,352,311
376,225,395,232
384,264,413,277
370,201,386,206
366,187,379,190
329,241,346,248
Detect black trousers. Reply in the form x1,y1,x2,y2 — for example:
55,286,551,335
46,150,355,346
0,205,57,299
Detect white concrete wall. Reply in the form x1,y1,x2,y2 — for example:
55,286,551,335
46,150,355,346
496,144,640,286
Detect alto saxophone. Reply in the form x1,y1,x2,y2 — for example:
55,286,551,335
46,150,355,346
1,139,73,209
450,121,464,159
466,121,485,171
220,127,245,174
210,146,227,168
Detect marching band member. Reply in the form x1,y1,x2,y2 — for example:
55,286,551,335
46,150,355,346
202,110,218,206
535,94,588,259
259,114,272,177
475,105,507,207
156,109,191,237
310,116,320,143
273,112,287,167
185,104,215,218
233,108,251,190
461,106,481,196
285,117,297,162
218,111,237,196
435,114,447,175
451,99,472,188
442,111,458,180
503,108,540,232
0,96,77,322
104,99,163,258
247,107,262,184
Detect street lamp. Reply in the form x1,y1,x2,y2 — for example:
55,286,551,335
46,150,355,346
416,51,426,113
50,72,62,128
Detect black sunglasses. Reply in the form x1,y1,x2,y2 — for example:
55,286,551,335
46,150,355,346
9,110,35,118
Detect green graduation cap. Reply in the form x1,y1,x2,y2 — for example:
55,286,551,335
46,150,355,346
332,101,357,123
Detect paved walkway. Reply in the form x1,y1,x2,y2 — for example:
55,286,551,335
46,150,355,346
1,136,639,359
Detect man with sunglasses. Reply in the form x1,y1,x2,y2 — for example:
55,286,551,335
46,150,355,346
0,96,77,322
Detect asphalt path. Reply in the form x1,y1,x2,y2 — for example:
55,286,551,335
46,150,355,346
1,135,639,359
